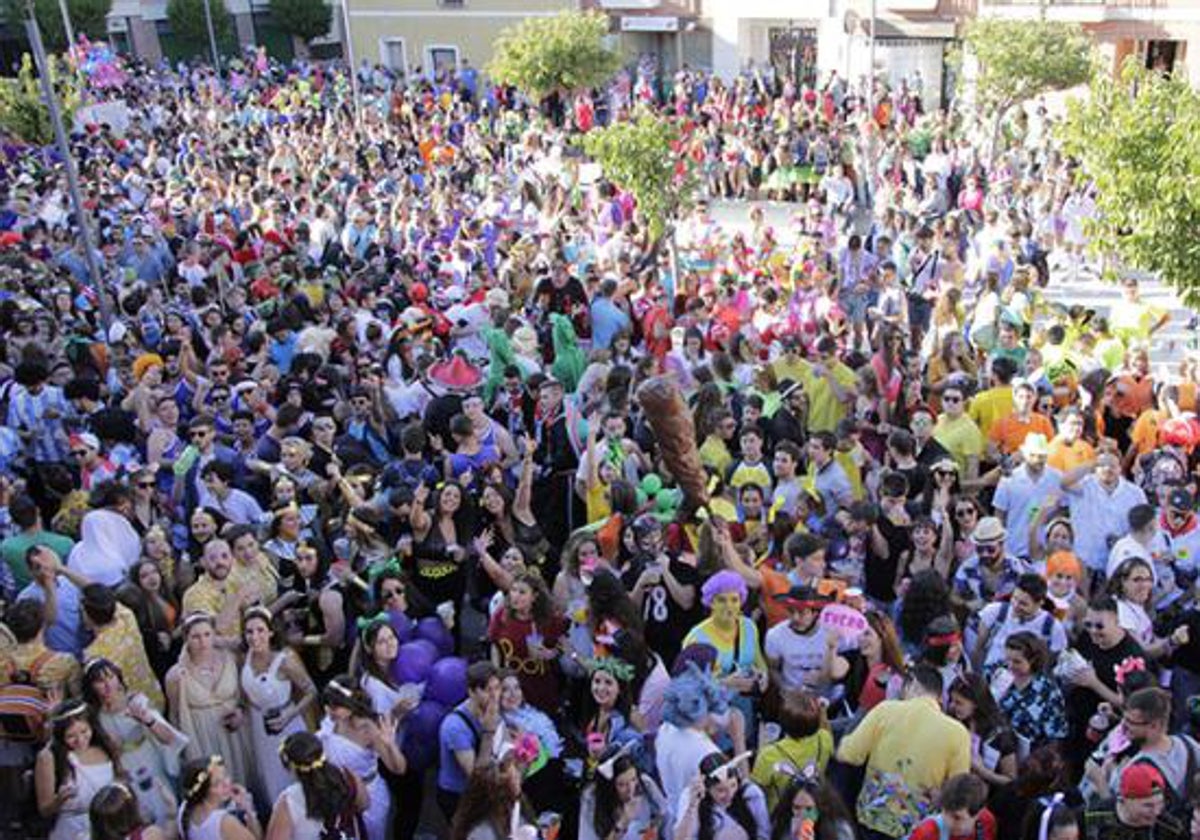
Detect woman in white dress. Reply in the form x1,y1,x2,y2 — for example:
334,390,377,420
177,755,262,840
317,677,406,840
166,614,257,800
34,701,123,840
266,732,371,840
240,607,317,806
85,658,188,830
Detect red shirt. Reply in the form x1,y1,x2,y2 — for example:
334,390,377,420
487,609,565,713
909,809,997,840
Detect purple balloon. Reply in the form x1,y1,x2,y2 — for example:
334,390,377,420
389,610,415,644
392,639,438,685
401,699,447,772
426,656,468,707
416,616,454,658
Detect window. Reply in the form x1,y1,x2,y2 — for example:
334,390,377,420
380,38,408,75
439,0,464,6
426,45,459,78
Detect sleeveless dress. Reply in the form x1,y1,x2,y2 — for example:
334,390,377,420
241,651,305,806
280,783,326,840
49,755,115,840
318,719,389,840
175,652,256,799
99,700,187,827
177,806,226,840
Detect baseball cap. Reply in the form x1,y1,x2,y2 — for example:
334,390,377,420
1169,487,1194,511
1119,762,1166,800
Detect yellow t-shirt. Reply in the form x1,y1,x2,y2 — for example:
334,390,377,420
933,414,986,472
699,435,734,476
752,731,836,812
586,483,611,525
968,386,1014,440
85,605,166,711
803,362,857,433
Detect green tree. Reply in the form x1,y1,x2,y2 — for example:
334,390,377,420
963,19,1093,156
167,0,232,47
0,53,82,144
1059,60,1200,306
31,0,111,50
581,109,695,243
487,10,620,103
268,0,329,44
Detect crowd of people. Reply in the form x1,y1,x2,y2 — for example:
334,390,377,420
0,39,1196,840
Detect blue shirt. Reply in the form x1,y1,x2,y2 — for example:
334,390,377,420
18,578,84,657
7,384,71,464
437,703,482,794
590,296,631,351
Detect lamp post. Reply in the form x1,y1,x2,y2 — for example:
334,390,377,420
56,0,76,51
202,0,221,71
340,0,362,122
868,0,877,115
22,0,113,333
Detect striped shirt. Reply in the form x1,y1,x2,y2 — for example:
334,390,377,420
6,384,71,463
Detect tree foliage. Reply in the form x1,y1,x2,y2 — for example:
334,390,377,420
964,19,1094,114
487,11,620,102
0,53,82,145
32,0,112,50
1058,60,1200,306
581,109,695,243
268,0,329,43
167,0,232,46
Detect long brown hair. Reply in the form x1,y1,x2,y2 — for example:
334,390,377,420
867,611,907,675
449,755,524,840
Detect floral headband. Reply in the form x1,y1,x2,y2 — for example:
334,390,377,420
1115,656,1147,686
583,655,635,683
186,756,224,800
279,741,326,774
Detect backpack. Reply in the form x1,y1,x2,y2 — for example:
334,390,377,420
0,650,55,743
907,812,988,840
1130,735,1200,822
994,602,1055,643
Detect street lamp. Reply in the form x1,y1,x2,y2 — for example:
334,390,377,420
202,0,221,71
340,0,362,122
21,0,114,333
57,0,76,51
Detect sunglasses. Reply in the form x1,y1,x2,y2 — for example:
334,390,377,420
1082,621,1106,631
70,450,88,457
382,587,405,599
942,395,962,404
137,481,155,489
955,508,977,517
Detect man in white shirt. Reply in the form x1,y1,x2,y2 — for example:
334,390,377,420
972,573,1068,672
1062,451,1146,575
766,586,848,699
993,433,1062,561
1108,504,1169,581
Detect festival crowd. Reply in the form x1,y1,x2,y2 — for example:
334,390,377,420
0,41,1196,840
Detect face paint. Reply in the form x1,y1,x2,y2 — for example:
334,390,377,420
710,591,743,629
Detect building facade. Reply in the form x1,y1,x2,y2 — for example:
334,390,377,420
978,0,1200,86
344,0,573,79
706,0,972,108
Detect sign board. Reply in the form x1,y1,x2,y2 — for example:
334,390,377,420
621,16,680,32
73,101,132,136
819,604,868,641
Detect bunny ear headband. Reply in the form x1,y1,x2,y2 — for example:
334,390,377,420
707,751,755,782
597,741,636,781
1037,792,1065,840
